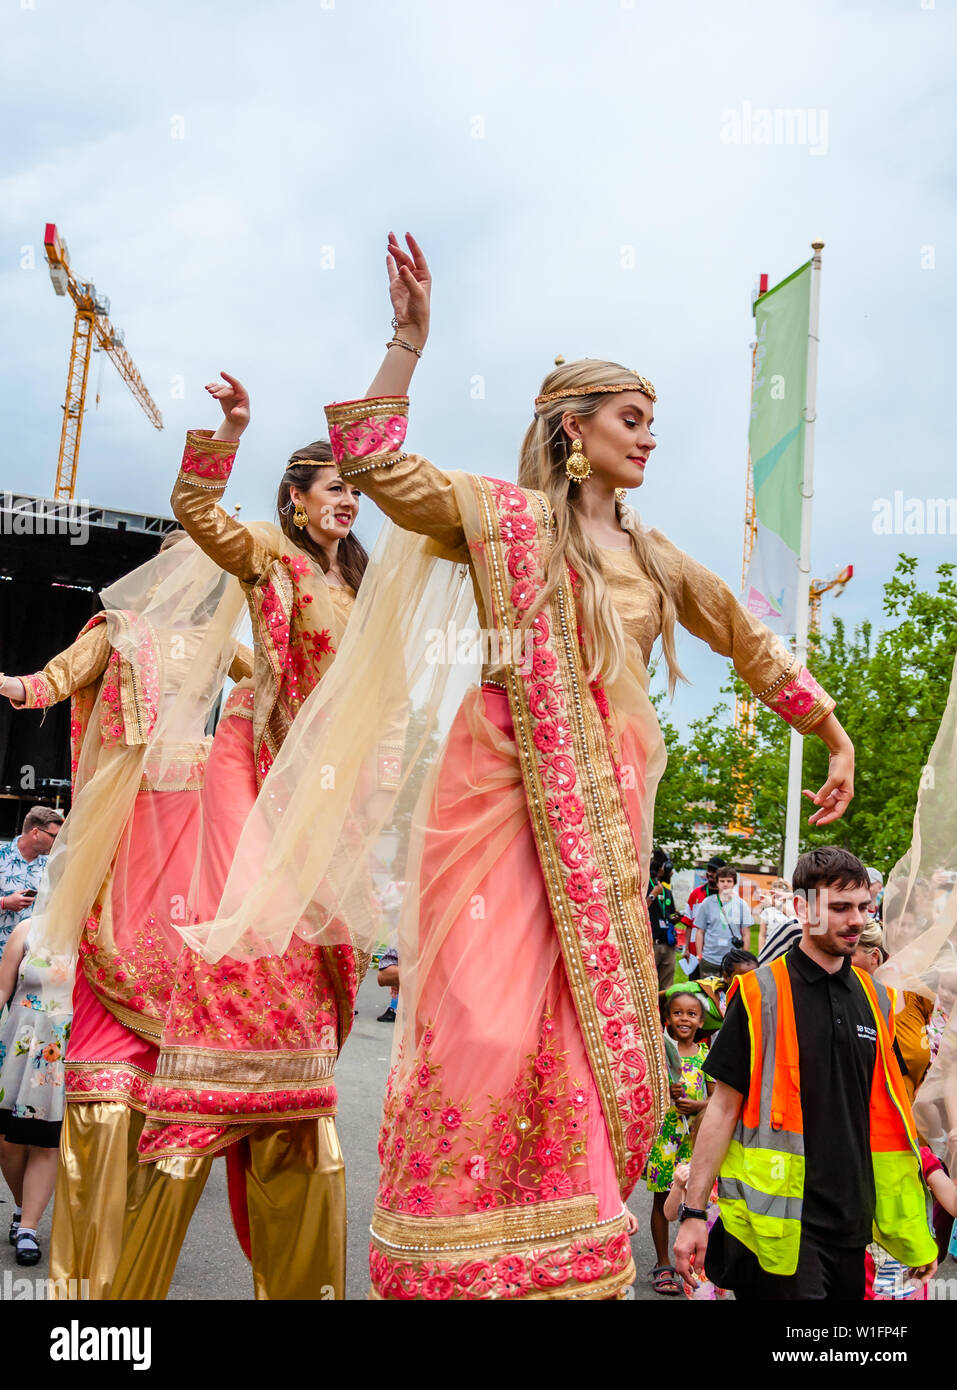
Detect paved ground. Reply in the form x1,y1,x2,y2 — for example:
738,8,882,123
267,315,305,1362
1,973,664,1301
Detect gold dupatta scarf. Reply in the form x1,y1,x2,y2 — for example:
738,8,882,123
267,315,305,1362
26,543,247,983
180,472,670,1199
452,473,669,1192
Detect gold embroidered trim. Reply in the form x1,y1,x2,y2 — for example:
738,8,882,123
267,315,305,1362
185,429,241,454
221,703,254,722
473,476,667,1189
371,1193,603,1254
325,396,409,426
154,1045,337,1088
755,657,799,702
145,1121,260,1162
93,990,163,1043
792,694,836,736
175,471,230,491
337,451,408,477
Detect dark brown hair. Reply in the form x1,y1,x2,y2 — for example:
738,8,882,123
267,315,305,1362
23,806,64,834
277,441,369,594
716,867,738,884
792,846,869,898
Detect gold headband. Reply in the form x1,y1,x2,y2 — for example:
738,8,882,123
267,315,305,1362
534,372,656,410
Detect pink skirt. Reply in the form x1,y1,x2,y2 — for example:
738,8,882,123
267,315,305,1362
65,787,203,1111
371,686,634,1300
139,713,343,1163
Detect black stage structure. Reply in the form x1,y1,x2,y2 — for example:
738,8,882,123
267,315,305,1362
0,492,178,838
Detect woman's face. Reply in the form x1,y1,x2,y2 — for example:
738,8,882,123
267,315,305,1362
564,391,656,490
291,468,361,541
852,944,882,976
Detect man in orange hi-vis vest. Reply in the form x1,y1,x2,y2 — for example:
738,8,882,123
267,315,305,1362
674,847,938,1300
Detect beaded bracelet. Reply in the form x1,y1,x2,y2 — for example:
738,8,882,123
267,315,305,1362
386,336,423,358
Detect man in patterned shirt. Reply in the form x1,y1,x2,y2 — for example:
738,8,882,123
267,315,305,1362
0,807,63,949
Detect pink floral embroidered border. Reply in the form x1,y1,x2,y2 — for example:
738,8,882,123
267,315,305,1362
329,412,407,464
145,1082,338,1122
762,665,833,732
65,1064,154,1111
488,478,656,1192
370,1225,632,1300
180,438,236,483
24,673,54,708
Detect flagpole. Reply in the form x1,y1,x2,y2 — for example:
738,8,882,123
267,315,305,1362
783,238,824,880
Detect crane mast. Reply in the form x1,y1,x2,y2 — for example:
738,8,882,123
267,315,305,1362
43,223,162,500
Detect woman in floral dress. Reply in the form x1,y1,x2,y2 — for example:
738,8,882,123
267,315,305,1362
0,918,73,1266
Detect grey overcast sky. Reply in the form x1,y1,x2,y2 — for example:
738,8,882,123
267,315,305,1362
2,0,954,729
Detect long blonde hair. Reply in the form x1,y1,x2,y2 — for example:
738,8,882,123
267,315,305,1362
517,358,685,695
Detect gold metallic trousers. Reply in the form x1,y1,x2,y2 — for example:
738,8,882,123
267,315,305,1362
49,1102,196,1300
110,1116,346,1300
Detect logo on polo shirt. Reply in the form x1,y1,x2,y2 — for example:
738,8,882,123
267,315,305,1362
856,1022,877,1043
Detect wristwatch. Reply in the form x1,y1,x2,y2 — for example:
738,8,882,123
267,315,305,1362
677,1203,709,1223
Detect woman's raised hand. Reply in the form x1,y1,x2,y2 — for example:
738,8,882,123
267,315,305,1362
386,233,431,347
206,372,250,442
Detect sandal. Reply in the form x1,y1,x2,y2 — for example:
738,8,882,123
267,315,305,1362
651,1263,682,1296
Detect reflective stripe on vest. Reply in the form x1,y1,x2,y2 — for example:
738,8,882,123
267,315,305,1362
717,954,936,1277
854,968,938,1268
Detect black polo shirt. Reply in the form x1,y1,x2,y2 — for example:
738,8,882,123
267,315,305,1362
704,944,883,1248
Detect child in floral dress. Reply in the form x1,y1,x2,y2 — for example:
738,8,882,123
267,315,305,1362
646,991,712,1294
0,918,72,1266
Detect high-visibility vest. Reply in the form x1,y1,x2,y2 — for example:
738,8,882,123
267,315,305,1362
717,955,938,1276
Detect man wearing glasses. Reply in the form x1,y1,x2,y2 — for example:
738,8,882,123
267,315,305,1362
0,807,63,950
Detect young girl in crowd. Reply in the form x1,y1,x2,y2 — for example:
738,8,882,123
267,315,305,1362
646,991,712,1294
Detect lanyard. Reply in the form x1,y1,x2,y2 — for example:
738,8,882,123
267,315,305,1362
715,897,737,931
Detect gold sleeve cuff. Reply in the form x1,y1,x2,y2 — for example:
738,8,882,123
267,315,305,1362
756,660,836,734
177,430,239,490
326,397,410,475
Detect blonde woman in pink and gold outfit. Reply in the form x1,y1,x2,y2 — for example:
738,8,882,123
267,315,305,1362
176,234,855,1301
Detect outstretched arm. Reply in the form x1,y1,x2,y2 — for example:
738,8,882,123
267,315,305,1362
172,373,273,587
325,234,465,554
661,534,853,825
1,623,112,710
365,233,430,398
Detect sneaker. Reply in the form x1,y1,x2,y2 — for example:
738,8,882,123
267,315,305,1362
377,1008,397,1023
8,1214,20,1245
15,1231,41,1267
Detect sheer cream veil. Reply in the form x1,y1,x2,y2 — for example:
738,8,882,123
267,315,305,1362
178,493,481,966
878,649,957,1160
26,537,248,963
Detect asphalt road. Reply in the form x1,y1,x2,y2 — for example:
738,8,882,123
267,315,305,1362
1,972,663,1301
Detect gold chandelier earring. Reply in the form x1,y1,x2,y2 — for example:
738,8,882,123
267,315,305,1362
615,488,628,504
565,439,591,483
293,501,309,529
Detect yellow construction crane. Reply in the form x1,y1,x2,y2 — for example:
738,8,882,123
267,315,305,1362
809,564,853,635
43,223,163,500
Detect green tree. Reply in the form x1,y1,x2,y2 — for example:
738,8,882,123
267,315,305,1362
652,557,957,873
